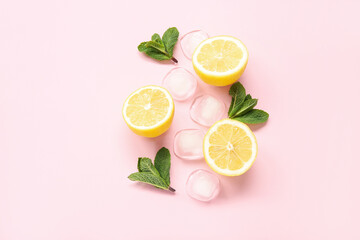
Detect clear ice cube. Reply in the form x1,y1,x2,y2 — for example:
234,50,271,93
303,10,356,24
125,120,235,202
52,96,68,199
173,129,205,160
186,169,220,202
190,95,226,127
180,30,209,60
162,67,197,101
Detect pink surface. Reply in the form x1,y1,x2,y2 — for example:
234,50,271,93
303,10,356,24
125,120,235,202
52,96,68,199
1,0,359,239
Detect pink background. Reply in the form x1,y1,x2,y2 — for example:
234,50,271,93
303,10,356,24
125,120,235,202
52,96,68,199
1,0,359,239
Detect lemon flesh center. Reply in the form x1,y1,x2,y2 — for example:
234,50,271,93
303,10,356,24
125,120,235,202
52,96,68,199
126,88,170,127
208,124,253,171
196,39,243,72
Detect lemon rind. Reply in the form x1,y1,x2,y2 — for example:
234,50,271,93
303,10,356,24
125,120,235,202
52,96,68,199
122,85,174,130
192,36,249,77
203,119,258,176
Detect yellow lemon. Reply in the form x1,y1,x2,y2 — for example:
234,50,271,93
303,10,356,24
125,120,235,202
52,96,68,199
192,36,249,86
122,86,174,138
203,119,257,176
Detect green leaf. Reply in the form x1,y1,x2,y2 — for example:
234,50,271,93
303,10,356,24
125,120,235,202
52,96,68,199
232,98,258,117
233,109,269,124
138,42,148,52
141,47,171,61
137,157,160,177
154,147,171,186
228,82,246,118
128,147,175,192
145,41,167,54
244,94,252,101
162,27,179,56
151,33,162,43
138,27,179,63
128,172,169,190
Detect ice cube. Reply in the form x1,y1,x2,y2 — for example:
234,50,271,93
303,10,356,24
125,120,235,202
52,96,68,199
180,30,209,60
173,129,204,160
162,67,197,101
190,95,226,127
186,169,220,202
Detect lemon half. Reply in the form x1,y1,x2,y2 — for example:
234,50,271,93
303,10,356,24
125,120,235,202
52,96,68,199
122,86,174,138
192,36,249,86
203,119,257,176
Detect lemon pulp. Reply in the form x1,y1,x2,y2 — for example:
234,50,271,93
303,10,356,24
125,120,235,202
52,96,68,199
192,36,248,86
204,119,257,176
123,86,174,137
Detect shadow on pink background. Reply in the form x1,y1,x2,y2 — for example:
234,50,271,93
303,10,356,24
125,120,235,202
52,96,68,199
0,0,359,239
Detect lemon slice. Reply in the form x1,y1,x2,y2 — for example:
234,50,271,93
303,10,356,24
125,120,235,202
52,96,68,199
203,119,257,176
122,86,174,138
192,36,249,86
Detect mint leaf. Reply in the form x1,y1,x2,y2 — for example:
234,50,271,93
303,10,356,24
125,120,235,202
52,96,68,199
232,98,258,117
151,33,162,43
128,172,169,190
244,94,252,101
228,82,269,124
154,147,171,186
228,82,246,118
138,27,179,63
137,157,160,177
233,109,269,124
140,47,171,61
128,147,175,192
162,27,179,57
145,41,167,54
138,42,148,52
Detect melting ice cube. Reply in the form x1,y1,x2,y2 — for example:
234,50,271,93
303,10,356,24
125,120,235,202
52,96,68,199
162,67,197,101
190,95,226,127
173,129,205,160
180,30,209,60
186,169,220,202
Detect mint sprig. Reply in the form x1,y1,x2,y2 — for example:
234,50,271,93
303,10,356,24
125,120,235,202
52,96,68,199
128,147,175,192
228,82,269,124
138,27,179,64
